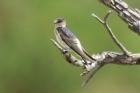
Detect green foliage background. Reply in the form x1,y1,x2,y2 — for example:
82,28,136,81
0,0,140,93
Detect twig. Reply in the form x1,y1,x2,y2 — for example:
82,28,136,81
91,10,130,56
81,63,104,87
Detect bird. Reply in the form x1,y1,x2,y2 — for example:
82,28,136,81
53,17,96,66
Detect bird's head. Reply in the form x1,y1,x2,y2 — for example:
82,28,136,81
54,17,66,28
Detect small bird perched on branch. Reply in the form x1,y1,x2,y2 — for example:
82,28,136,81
53,18,96,67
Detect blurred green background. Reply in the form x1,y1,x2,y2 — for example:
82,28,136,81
0,0,140,93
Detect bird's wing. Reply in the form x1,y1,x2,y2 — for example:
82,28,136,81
62,37,96,61
54,29,71,51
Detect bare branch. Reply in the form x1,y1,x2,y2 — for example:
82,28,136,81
92,11,130,56
100,0,140,35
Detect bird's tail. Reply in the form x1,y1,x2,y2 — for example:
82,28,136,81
82,48,96,61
